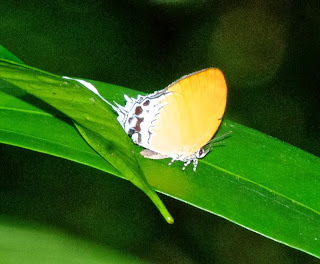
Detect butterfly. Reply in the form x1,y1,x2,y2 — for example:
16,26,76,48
110,68,228,171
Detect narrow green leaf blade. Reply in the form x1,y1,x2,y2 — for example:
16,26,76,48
75,124,173,223
0,59,173,223
0,219,146,264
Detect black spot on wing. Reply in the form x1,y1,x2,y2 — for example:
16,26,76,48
143,99,150,106
134,117,144,132
135,106,143,115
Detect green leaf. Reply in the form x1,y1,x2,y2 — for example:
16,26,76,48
0,218,146,263
1,56,320,257
0,59,173,224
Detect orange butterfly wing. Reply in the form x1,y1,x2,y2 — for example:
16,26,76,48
148,68,227,158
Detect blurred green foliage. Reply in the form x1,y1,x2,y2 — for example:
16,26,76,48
0,0,319,263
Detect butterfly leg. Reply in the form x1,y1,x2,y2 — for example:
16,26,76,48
192,158,199,172
182,160,192,170
168,158,176,166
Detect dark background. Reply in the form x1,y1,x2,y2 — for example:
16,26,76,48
0,0,319,263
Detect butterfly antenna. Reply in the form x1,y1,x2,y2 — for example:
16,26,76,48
211,131,232,142
207,131,232,150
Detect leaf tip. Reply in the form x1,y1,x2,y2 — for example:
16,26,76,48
166,215,174,224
